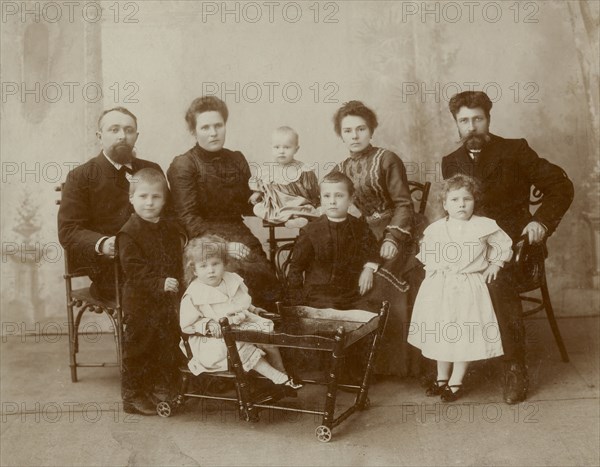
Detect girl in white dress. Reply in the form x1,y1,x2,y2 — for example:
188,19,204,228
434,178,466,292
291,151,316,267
179,235,301,389
408,174,512,401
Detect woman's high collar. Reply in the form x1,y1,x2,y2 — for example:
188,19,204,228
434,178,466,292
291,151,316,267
193,143,227,161
349,144,376,158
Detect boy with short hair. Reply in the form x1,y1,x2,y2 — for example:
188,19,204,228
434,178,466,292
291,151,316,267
287,171,380,309
117,168,185,415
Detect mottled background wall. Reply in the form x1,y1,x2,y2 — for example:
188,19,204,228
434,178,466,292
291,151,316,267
1,0,598,329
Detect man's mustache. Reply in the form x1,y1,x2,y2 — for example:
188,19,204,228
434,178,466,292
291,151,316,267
460,132,491,150
109,142,134,164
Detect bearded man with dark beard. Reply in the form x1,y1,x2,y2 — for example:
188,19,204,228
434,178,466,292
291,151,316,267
58,107,165,299
441,91,574,404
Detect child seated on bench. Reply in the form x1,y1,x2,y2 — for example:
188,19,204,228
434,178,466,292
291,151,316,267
287,171,381,310
286,172,382,380
179,235,301,389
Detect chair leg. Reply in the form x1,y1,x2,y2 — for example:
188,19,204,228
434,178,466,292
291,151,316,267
105,310,122,371
115,307,124,371
180,372,189,396
222,321,257,422
66,302,78,383
74,306,87,354
268,226,277,266
540,279,569,363
322,329,345,429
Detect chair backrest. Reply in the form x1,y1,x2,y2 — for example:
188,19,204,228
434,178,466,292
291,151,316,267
513,234,547,293
529,185,543,214
512,185,548,293
530,186,543,205
55,184,64,205
55,184,121,297
274,241,295,288
56,183,93,278
408,181,431,215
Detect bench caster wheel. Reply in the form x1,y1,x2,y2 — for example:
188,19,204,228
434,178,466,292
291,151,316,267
240,410,260,423
156,401,173,418
315,425,332,443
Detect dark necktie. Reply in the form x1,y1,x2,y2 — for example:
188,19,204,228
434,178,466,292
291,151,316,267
470,151,481,164
116,166,133,189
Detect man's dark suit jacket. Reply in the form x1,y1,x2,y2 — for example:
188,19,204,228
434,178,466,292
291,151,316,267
441,134,574,241
57,152,163,270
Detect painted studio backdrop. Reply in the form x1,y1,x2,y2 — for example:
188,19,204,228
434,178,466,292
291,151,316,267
1,1,599,330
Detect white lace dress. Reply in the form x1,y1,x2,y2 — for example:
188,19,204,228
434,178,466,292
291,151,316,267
408,216,512,362
249,160,320,223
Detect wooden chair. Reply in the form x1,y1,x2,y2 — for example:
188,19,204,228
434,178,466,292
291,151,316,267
263,220,297,267
513,187,569,362
274,241,295,291
55,185,124,382
407,180,431,216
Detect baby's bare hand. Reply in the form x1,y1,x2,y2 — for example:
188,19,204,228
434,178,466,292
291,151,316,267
207,320,222,338
249,192,263,205
252,306,268,316
227,242,250,260
164,278,179,293
227,311,244,325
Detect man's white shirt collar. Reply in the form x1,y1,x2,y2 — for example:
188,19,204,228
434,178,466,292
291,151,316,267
103,151,133,177
469,149,481,160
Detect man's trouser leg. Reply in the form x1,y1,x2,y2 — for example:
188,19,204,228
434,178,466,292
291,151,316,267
487,264,526,364
487,264,528,403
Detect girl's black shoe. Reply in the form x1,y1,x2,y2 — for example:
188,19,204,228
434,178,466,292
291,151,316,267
440,384,464,402
425,379,448,397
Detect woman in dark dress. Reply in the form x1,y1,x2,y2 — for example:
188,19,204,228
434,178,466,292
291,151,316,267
167,96,280,309
330,100,424,377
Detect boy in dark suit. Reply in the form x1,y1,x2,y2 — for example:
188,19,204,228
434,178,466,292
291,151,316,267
288,171,380,310
57,107,163,299
287,172,381,380
117,168,185,415
441,91,574,404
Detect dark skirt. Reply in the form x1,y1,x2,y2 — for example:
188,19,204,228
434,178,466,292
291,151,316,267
358,266,424,377
363,214,427,377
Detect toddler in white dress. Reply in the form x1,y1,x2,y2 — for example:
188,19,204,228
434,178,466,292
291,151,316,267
179,235,301,389
408,174,512,401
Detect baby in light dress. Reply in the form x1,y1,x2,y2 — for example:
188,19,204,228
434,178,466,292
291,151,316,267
249,126,320,228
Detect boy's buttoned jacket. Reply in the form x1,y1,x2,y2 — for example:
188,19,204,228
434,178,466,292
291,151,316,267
288,214,380,295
